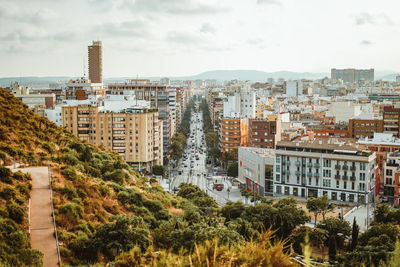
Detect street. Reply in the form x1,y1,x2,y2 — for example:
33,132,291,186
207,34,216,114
170,108,233,206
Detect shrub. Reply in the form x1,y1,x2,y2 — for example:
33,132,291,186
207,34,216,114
7,203,24,224
0,166,12,183
61,166,78,181
61,152,79,166
0,186,18,200
59,246,72,258
103,170,126,185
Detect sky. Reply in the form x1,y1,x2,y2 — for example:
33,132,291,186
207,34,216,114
0,0,399,78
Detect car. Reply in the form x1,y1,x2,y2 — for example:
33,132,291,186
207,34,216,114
213,184,224,191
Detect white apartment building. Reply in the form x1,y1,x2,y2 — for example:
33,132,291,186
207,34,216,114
223,90,256,118
275,140,377,204
238,147,275,196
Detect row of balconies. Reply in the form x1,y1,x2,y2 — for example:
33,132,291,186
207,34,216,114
335,164,356,171
334,174,356,181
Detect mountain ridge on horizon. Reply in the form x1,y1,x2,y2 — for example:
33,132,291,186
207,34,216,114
1,69,399,87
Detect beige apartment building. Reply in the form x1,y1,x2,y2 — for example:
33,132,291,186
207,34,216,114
62,105,163,170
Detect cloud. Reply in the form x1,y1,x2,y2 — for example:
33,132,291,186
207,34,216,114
355,12,393,26
166,31,201,44
200,23,216,34
0,2,56,24
257,0,281,6
122,0,229,15
93,20,150,38
360,40,373,45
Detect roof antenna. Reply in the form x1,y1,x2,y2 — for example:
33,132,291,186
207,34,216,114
83,56,86,78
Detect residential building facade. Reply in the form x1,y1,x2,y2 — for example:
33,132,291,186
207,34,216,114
274,140,377,204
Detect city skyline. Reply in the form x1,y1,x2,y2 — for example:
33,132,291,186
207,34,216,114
0,0,399,77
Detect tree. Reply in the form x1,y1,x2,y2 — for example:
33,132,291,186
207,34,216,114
168,141,183,161
306,195,335,226
317,218,351,250
205,132,218,149
374,203,390,223
92,215,150,260
152,165,165,177
328,234,336,261
227,162,238,177
350,217,359,251
220,201,246,222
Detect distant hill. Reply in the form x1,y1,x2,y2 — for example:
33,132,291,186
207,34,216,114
177,70,329,81
1,69,398,87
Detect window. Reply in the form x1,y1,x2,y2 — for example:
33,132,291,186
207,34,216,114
360,163,366,171
323,179,331,187
359,183,366,191
386,169,393,176
344,181,347,189
352,182,355,190
336,180,339,188
276,174,280,182
360,173,366,181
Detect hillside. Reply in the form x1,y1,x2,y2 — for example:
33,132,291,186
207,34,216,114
0,88,304,266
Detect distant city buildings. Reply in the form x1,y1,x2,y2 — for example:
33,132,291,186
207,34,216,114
331,68,374,83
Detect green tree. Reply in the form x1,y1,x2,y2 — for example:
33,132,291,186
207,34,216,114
227,162,238,177
152,165,165,177
317,218,351,250
350,217,359,251
328,234,336,261
374,203,390,223
168,141,183,161
92,215,151,260
220,201,246,222
306,195,335,226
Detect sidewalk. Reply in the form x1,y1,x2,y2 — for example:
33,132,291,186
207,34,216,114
13,167,59,267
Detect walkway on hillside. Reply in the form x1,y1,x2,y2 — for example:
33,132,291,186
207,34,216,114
14,167,59,267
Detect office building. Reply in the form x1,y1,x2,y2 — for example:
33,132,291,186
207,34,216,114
223,90,256,119
88,41,102,83
331,68,374,83
238,147,275,196
275,140,377,204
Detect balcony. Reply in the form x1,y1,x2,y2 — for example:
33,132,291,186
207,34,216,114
350,165,356,171
335,165,341,170
335,174,341,179
282,160,286,165
342,175,348,180
342,165,348,170
286,170,290,175
282,169,286,174
314,173,320,177
307,172,313,177
295,171,301,176
295,161,301,166
350,175,356,181
307,162,313,167
314,163,320,168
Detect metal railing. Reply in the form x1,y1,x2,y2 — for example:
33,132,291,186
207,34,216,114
48,164,61,265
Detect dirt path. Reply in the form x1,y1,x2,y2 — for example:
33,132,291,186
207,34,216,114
15,167,59,267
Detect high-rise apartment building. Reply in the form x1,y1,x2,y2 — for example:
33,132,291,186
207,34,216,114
331,68,374,83
88,41,102,83
107,80,171,157
219,117,248,154
62,103,162,170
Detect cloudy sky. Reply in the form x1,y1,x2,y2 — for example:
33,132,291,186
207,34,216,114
0,0,399,77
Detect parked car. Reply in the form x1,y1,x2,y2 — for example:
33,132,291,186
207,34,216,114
213,183,224,191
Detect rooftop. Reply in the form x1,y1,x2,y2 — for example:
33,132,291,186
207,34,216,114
357,133,400,146
239,146,275,158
